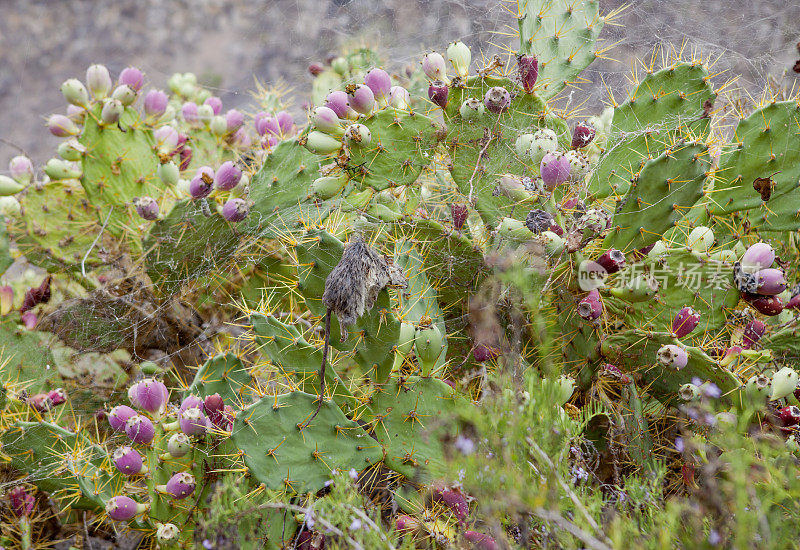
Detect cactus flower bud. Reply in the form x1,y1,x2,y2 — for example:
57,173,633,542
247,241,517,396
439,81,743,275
9,156,34,184
181,102,199,124
754,268,787,295
189,166,215,199
388,86,411,109
108,405,137,432
8,486,35,518
741,242,775,272
577,289,602,321
364,68,392,104
180,406,208,436
204,96,222,115
100,98,124,125
167,432,191,458
161,472,196,499
118,67,144,91
106,496,147,521
215,161,242,191
428,80,449,109
528,128,558,164
447,41,471,80
596,249,626,274
415,323,443,376
571,121,596,149
346,84,375,115
112,446,146,475
133,197,159,221
687,226,714,253
657,344,688,370
671,306,700,338
86,64,112,99
305,131,342,155
539,152,571,189
61,78,90,107
125,415,155,445
47,114,80,137
129,378,169,414
312,106,344,137
517,54,539,93
111,84,137,106
143,90,168,118
483,86,511,114
221,198,249,222
772,367,800,401
742,292,784,316
450,203,468,230
344,124,371,148
156,523,179,542
225,109,244,133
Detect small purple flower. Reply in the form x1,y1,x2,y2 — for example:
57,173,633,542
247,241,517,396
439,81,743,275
118,67,144,92
108,405,137,432
143,90,168,118
454,435,475,455
125,415,156,445
164,472,196,499
703,383,721,399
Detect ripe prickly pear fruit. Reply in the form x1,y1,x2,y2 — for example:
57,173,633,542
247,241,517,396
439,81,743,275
671,306,700,338
473,344,500,362
596,249,626,274
108,405,137,432
179,406,208,436
344,123,371,148
571,122,596,148
111,84,137,106
742,319,766,349
742,292,784,316
741,242,775,272
189,166,214,199
44,158,82,180
61,78,90,107
771,367,799,401
162,472,196,499
100,98,124,125
0,176,25,196
517,54,538,93
9,155,34,184
687,226,714,253
118,66,144,91
346,84,375,115
539,152,571,189
776,405,800,428
325,90,355,120
156,523,179,543
215,161,242,191
432,485,469,521
578,289,602,321
389,85,411,109
447,41,471,80
305,130,342,155
125,415,155,445
179,147,192,170
450,203,468,230
129,378,169,414
788,292,800,311
47,114,80,137
221,198,249,222
113,446,146,475
463,530,499,550
415,322,443,377
181,102,199,124
422,52,447,81
483,86,511,113
225,109,244,133
428,80,449,109
105,496,148,521
754,268,786,296
204,96,223,115
86,64,112,99
364,68,392,104
311,175,347,200
312,106,344,137
167,432,191,458
133,197,159,221
528,129,558,164
143,89,168,118
656,344,688,370
157,161,179,186
203,393,225,425
255,113,279,137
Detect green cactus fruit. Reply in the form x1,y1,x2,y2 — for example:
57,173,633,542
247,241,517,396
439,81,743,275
311,174,348,199
305,130,342,155
415,322,444,377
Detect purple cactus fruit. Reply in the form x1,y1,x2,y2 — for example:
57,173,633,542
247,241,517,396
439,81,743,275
364,68,392,104
167,432,191,458
754,268,786,295
66,104,87,124
179,146,193,171
222,198,249,222
231,129,251,149
571,122,596,149
179,394,203,413
164,472,196,499
182,102,199,124
578,289,602,321
106,495,146,522
189,166,215,199
256,114,280,137
47,114,80,137
108,405,138,432
432,487,469,521
9,486,35,518
657,344,688,370
788,293,800,311
741,242,775,271
179,407,208,436
517,54,538,93
100,98,124,125
346,84,375,115
742,319,766,349
9,155,34,184
777,406,800,429
225,109,244,133
277,111,294,135
48,388,67,406
215,161,242,191
143,90,168,118
539,152,571,189
325,90,353,119
450,203,468,230
463,531,499,550
125,415,155,445
203,393,225,427
483,86,511,114
428,80,449,109
154,125,180,154
118,67,144,92
129,378,169,414
113,446,145,475
743,293,784,316
596,249,626,274
204,96,223,115
86,64,113,99
671,306,700,338
422,52,447,81
473,343,500,362
133,196,159,221
396,514,420,534
28,393,53,412
311,106,344,136
389,86,411,109
308,62,324,76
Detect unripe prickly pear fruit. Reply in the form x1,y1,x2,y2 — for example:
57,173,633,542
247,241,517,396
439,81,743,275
515,134,534,156
571,122,595,149
687,226,714,252
163,472,195,499
167,432,191,458
563,150,589,182
528,129,558,164
656,344,688,370
396,515,421,534
611,274,659,302
428,80,449,109
100,98,124,125
331,56,348,75
118,66,144,92
305,131,342,155
108,405,137,432
311,175,348,200
0,176,25,197
66,104,86,124
450,203,468,230
180,406,208,436
0,196,20,218
459,97,484,120
157,161,179,186
156,523,179,543
596,249,626,274
447,41,471,80
346,84,375,115
57,139,85,162
204,96,222,115
754,268,786,296
86,64,112,99
210,115,228,136
671,306,700,338
47,114,80,137
483,86,511,113
196,104,214,125
577,289,602,321
771,367,799,401
44,158,81,180
0,285,13,315
61,78,90,107
312,106,344,137
344,123,371,148
541,230,565,255
111,84,137,106
364,68,392,104
221,198,249,222
105,496,147,521
745,373,770,404
125,415,155,445
422,52,447,81
711,248,737,263
389,86,411,109
215,161,242,191
415,322,443,377
143,90,168,118
113,446,146,475
517,54,538,93
679,383,700,401
133,196,159,221
540,152,571,189
9,156,34,184
741,242,775,272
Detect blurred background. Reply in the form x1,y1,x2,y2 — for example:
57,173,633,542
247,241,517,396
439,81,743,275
1,0,798,165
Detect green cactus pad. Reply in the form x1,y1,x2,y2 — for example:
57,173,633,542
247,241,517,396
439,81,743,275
187,352,255,406
517,0,604,98
230,391,382,493
0,316,58,393
0,223,12,276
294,228,344,316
